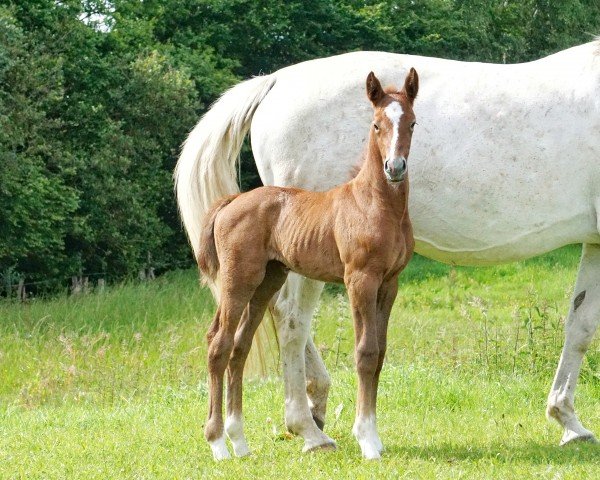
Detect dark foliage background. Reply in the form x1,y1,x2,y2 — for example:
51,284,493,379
1,0,599,291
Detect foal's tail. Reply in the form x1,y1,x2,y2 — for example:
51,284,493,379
175,75,278,375
196,195,238,283
174,74,276,292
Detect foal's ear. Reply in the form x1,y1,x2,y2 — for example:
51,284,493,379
402,67,419,105
366,71,384,104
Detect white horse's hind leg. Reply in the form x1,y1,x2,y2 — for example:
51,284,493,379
272,274,336,451
547,243,600,445
305,337,331,430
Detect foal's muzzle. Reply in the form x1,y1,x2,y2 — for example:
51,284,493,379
384,157,407,182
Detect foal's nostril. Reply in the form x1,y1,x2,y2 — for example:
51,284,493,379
384,157,407,181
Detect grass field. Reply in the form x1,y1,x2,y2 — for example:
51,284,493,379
2,245,600,479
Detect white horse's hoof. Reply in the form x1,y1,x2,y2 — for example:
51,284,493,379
209,436,231,460
303,439,337,453
560,430,598,446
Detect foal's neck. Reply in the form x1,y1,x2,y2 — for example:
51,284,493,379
353,131,408,213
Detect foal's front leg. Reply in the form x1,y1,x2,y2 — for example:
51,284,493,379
346,271,382,460
370,275,399,454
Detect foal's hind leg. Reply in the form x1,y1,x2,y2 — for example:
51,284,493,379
547,243,600,445
205,266,265,460
225,262,288,457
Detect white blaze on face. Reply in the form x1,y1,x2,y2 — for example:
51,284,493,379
384,101,404,161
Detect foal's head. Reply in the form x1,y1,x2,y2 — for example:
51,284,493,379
366,69,419,183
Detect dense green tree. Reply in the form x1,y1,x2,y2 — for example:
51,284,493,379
0,7,79,286
1,0,599,292
1,1,199,288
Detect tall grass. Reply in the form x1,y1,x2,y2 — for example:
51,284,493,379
316,246,595,379
0,270,215,406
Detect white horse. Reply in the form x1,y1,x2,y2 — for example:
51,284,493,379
175,40,600,455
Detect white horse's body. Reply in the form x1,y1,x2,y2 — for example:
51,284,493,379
253,45,600,264
176,41,600,457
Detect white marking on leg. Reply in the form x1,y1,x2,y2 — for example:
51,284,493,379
353,414,382,460
225,415,251,457
208,435,231,461
384,101,403,160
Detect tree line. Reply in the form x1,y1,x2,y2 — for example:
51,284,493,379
1,0,598,293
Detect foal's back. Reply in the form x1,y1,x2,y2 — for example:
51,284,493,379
213,184,346,284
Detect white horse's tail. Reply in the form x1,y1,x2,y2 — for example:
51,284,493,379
175,74,276,262
175,74,278,375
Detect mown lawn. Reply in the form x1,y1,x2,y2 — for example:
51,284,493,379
1,245,600,479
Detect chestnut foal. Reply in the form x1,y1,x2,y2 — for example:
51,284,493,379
198,69,418,460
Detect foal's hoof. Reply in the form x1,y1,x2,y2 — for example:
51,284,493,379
312,415,325,431
232,443,252,458
303,440,337,453
235,449,253,458
560,432,599,446
209,437,232,460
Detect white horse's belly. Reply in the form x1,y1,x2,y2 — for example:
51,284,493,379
252,48,600,266
409,119,599,265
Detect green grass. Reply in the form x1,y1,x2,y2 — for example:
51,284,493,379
2,245,600,479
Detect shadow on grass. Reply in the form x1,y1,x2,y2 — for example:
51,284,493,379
387,439,599,465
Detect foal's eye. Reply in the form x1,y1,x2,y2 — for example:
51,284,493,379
373,123,379,132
